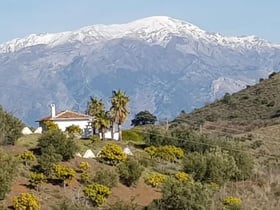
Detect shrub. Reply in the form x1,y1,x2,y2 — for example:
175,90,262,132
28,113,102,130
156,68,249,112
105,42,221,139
93,167,119,188
145,173,167,188
90,135,101,143
105,200,142,210
18,150,36,166
65,125,83,136
0,151,19,200
29,172,46,191
147,178,214,210
43,120,59,131
84,183,111,206
53,164,76,188
184,148,238,185
37,145,62,175
223,196,242,210
13,193,40,210
51,199,93,210
145,145,184,162
80,172,92,185
38,129,78,161
117,158,143,186
122,129,144,143
99,143,127,165
175,172,193,183
0,105,24,145
79,161,91,171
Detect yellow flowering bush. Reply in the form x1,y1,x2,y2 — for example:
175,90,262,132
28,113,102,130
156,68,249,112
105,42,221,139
13,193,40,210
18,150,36,166
79,161,91,171
175,172,194,183
84,183,111,206
223,196,242,210
53,164,76,188
99,143,127,165
29,172,46,191
145,173,167,188
145,145,184,161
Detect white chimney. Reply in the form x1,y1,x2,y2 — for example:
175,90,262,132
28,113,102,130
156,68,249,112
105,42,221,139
50,104,56,118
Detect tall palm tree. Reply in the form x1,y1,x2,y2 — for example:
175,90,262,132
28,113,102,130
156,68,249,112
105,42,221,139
86,96,105,134
94,111,110,140
110,90,130,141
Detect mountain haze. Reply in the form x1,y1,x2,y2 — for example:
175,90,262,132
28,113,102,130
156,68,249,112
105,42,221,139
0,16,280,126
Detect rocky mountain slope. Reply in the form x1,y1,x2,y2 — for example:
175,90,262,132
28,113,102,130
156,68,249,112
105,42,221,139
0,16,280,126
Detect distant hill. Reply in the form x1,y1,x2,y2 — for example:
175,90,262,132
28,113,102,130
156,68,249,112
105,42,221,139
174,72,280,126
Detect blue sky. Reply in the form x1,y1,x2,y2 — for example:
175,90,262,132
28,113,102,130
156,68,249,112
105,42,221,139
1,0,279,44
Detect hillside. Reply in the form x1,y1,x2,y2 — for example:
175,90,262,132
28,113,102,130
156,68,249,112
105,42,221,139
0,16,280,126
175,72,280,127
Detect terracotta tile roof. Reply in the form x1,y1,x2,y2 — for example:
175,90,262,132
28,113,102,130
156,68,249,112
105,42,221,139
36,110,92,122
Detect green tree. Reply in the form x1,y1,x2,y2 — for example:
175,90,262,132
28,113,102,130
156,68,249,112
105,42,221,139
38,129,78,161
117,158,143,187
86,96,105,134
131,110,157,127
37,145,62,175
0,151,19,200
110,90,130,141
0,105,24,145
95,111,111,140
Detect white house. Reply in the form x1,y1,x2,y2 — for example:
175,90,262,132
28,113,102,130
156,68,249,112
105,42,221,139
36,104,93,136
36,104,119,140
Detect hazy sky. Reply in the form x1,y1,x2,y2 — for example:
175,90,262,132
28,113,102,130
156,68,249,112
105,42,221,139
1,0,279,44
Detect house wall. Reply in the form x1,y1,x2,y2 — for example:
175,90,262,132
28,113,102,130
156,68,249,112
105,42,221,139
99,131,119,140
53,119,90,132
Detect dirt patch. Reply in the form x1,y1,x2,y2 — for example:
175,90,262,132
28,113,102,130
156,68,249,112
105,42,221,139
108,178,161,206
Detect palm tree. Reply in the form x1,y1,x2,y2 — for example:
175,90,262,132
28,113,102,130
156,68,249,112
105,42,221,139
86,97,105,134
110,90,130,141
95,111,110,140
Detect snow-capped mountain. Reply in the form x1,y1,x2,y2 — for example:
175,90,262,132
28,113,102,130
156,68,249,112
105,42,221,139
0,16,280,126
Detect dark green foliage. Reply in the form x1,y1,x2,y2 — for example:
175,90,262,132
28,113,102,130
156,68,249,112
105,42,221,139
183,152,207,182
0,105,24,145
0,151,19,200
228,150,254,180
147,178,214,210
117,158,143,187
184,148,238,185
38,129,78,161
93,167,119,188
131,111,157,127
37,145,62,175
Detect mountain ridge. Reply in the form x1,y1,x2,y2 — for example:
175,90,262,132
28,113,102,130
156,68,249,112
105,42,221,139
1,16,278,54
